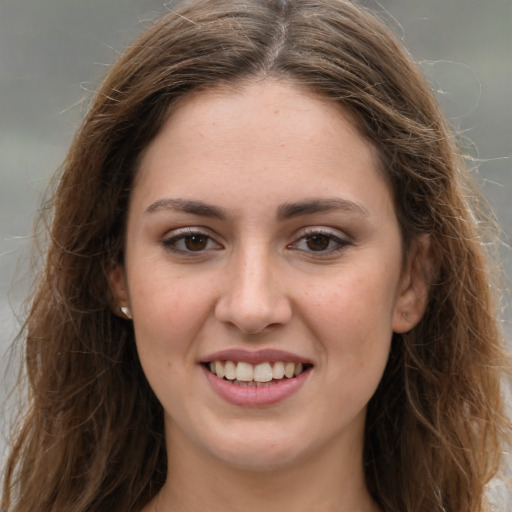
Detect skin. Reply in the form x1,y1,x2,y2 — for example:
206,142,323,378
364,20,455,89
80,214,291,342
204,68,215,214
110,80,429,512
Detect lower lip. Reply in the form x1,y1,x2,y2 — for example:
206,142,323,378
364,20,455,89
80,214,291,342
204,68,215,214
202,366,311,406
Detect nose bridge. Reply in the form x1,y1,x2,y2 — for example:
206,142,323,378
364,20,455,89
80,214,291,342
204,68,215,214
237,244,274,305
215,241,291,334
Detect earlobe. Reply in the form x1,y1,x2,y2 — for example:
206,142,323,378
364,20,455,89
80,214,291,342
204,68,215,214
392,236,432,333
109,264,131,319
120,306,132,319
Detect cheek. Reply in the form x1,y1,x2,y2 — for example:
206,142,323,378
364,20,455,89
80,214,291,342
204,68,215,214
294,269,396,430
304,265,399,338
128,266,215,357
301,260,399,387
129,274,209,407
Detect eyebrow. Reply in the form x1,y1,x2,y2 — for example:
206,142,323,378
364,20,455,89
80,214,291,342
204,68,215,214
144,197,369,220
276,198,369,220
145,198,228,220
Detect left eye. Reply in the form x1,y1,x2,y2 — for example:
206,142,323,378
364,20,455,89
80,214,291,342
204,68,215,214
290,231,349,253
162,232,222,253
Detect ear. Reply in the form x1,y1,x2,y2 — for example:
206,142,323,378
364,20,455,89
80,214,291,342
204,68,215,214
392,235,432,333
109,264,132,319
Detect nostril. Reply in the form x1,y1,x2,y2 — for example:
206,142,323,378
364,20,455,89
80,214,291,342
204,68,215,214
214,280,293,334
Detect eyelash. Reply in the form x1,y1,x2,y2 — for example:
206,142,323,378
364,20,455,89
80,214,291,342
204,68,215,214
288,228,352,256
161,228,223,254
161,227,352,256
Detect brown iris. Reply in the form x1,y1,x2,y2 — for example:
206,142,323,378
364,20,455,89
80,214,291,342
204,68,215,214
305,234,331,251
184,234,208,251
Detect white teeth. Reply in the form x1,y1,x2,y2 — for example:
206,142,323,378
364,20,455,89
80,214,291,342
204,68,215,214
284,362,295,378
215,361,225,379
253,362,273,382
272,361,285,379
224,361,236,380
208,360,308,381
236,361,254,382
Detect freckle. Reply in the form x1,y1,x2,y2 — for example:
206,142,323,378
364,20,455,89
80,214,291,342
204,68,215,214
274,109,279,114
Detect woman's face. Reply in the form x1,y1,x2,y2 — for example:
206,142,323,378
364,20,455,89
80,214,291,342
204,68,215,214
113,81,427,471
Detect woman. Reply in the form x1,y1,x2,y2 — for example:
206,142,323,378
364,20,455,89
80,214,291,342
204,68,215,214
2,0,510,511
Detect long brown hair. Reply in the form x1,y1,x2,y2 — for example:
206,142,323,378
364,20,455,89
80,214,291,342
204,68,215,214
3,0,510,510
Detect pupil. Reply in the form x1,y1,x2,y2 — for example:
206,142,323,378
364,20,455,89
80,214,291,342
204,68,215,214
185,235,207,251
306,234,330,251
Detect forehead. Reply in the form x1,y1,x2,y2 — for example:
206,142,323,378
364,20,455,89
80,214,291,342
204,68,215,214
138,79,379,164
133,80,393,220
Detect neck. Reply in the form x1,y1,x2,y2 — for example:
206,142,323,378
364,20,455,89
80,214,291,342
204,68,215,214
149,424,380,512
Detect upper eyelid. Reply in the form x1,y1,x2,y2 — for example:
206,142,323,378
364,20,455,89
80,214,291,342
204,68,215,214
162,226,217,239
161,225,350,239
295,226,350,239
161,227,223,249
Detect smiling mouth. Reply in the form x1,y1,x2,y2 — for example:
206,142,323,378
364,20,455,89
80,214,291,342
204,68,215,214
205,360,312,387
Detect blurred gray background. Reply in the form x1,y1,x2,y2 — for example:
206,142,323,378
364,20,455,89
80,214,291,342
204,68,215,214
1,0,511,504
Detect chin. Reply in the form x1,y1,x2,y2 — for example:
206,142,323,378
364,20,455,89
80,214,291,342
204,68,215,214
199,423,310,472
214,446,304,473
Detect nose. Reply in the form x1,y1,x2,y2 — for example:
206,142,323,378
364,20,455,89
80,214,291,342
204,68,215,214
214,247,292,335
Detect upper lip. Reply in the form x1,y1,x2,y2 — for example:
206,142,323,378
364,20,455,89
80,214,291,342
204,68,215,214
200,348,313,365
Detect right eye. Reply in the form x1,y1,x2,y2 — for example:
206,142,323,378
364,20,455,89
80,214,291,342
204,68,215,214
162,229,223,254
